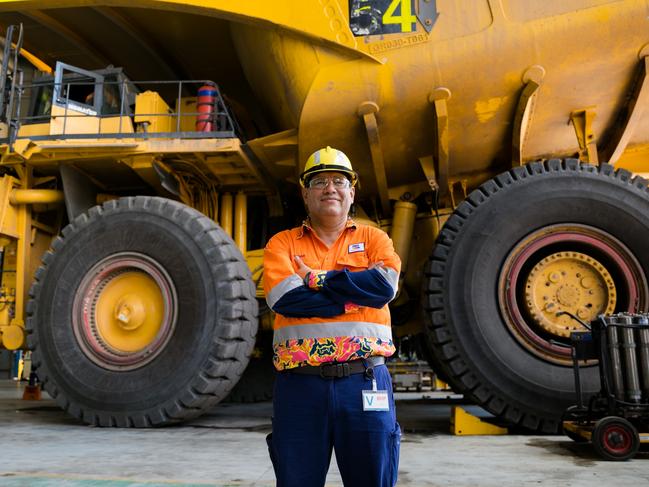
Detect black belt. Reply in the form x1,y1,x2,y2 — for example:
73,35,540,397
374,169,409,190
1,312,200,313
287,356,385,379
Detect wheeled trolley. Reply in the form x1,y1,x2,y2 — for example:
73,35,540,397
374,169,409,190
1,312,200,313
562,313,649,461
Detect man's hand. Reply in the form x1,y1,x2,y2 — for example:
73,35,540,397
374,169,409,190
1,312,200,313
295,255,326,290
294,255,312,279
368,260,384,270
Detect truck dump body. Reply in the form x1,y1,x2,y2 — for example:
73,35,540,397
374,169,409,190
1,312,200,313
1,0,649,433
2,1,648,185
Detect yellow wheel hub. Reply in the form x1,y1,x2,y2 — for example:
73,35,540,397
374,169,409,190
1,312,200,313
525,252,616,337
95,271,165,353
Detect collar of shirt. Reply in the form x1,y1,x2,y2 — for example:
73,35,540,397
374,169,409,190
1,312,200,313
297,217,357,239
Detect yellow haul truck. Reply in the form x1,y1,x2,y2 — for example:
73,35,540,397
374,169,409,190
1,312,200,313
0,0,648,433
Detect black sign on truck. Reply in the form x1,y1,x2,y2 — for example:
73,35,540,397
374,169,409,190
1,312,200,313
349,0,438,36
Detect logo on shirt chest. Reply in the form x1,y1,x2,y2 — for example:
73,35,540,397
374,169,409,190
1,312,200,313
348,242,365,253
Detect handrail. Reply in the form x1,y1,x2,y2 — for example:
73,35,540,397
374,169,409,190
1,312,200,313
3,77,238,143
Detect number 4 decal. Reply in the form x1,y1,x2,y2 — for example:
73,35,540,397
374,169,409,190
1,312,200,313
382,0,417,33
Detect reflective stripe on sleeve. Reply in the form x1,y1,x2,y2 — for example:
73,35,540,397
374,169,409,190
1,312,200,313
273,321,393,344
266,274,304,309
376,266,399,298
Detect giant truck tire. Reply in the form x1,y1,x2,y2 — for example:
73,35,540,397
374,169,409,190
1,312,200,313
424,160,649,433
27,196,258,427
225,328,275,403
225,353,275,403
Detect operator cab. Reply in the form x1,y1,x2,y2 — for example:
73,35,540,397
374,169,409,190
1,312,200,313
4,55,237,142
27,63,137,124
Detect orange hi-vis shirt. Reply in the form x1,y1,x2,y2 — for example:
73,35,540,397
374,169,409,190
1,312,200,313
263,219,401,370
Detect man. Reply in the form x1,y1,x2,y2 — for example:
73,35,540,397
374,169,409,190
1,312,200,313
263,146,401,487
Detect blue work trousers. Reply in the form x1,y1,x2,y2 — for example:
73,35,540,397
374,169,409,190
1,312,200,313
267,364,401,487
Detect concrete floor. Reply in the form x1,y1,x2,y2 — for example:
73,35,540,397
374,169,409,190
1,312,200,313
1,380,648,487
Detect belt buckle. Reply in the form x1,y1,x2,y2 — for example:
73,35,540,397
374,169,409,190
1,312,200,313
320,362,350,378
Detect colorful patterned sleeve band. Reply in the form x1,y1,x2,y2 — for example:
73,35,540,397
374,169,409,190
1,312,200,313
305,270,327,290
344,302,360,313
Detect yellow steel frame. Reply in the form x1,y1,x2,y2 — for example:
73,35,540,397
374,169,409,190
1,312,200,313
0,0,369,58
451,406,508,436
0,170,62,350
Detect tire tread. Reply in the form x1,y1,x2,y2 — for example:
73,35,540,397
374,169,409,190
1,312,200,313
422,159,649,433
27,196,258,427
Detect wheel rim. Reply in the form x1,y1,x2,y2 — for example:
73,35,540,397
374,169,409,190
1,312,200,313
524,252,617,337
499,224,647,364
73,252,178,371
602,425,633,455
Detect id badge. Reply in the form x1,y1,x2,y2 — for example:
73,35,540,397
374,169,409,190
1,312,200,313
362,378,390,412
